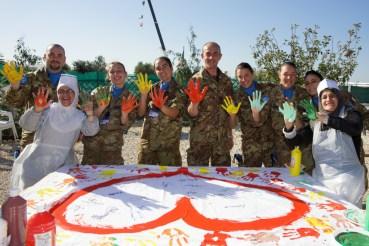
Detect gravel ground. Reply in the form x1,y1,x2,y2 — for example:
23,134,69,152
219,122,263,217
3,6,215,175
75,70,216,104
1,122,368,206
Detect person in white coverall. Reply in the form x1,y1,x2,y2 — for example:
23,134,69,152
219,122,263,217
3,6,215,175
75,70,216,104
281,79,365,206
10,74,99,190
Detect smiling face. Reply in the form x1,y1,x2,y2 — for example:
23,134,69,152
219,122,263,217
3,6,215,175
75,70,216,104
107,63,127,88
201,43,222,71
279,64,297,89
320,89,338,112
154,58,173,82
236,68,254,88
57,85,75,107
304,74,321,96
44,45,66,73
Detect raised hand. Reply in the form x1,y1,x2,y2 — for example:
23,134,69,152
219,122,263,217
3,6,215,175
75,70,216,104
184,78,208,104
248,90,267,112
299,99,317,120
0,61,24,87
80,92,94,116
278,102,296,123
150,87,168,109
95,86,110,108
221,96,241,115
33,87,50,112
121,93,138,113
135,73,152,95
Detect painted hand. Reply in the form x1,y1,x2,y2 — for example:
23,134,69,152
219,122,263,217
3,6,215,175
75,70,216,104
33,87,50,112
0,61,24,85
150,87,168,109
184,78,208,103
221,96,241,115
317,112,329,124
299,99,317,120
278,102,296,123
248,90,267,112
121,93,138,113
95,86,110,108
135,73,152,94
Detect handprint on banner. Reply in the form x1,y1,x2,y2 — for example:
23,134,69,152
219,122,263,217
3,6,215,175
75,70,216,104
316,200,346,212
158,228,189,246
305,217,334,234
201,231,230,246
37,187,62,198
243,232,280,244
51,168,310,234
330,214,357,229
241,172,259,182
283,227,320,240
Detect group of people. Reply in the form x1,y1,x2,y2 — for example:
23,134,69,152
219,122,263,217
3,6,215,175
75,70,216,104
2,42,368,206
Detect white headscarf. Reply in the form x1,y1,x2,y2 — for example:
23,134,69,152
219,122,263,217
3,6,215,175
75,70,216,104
48,74,85,132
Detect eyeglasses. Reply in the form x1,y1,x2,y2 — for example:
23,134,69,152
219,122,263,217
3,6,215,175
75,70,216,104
57,89,74,95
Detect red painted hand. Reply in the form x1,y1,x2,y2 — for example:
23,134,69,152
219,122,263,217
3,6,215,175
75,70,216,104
121,94,138,113
184,78,208,104
150,87,168,109
33,87,50,112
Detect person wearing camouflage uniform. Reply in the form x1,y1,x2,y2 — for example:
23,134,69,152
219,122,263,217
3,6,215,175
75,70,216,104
137,57,184,166
5,44,66,149
234,63,275,167
82,62,137,165
269,62,310,167
186,42,234,166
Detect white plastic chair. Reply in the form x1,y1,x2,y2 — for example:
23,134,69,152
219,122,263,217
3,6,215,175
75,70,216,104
0,110,18,143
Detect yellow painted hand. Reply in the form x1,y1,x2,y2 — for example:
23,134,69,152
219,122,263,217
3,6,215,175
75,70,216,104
0,61,24,84
221,96,241,115
135,73,152,94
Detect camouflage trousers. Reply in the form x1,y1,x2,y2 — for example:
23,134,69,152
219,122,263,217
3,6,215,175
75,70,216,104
187,140,231,167
82,130,124,165
137,139,182,166
240,137,273,167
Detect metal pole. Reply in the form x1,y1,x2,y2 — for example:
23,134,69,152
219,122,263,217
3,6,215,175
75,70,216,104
147,0,166,52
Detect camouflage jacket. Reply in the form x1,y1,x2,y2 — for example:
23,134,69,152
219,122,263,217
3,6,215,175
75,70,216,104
92,84,137,133
5,66,60,110
269,85,310,133
141,80,185,150
235,82,275,141
187,68,233,146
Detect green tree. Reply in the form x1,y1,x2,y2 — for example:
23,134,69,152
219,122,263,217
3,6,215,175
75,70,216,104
72,55,106,73
134,61,155,75
167,26,201,87
252,23,362,85
13,37,41,71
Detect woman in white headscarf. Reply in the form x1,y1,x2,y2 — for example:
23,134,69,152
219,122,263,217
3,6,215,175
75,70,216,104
281,79,365,206
10,74,99,190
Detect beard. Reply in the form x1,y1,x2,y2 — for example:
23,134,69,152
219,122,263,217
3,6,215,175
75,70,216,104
48,61,62,72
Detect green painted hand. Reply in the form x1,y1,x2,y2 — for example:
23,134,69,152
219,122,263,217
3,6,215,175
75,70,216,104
299,99,317,120
248,90,267,112
278,102,296,123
